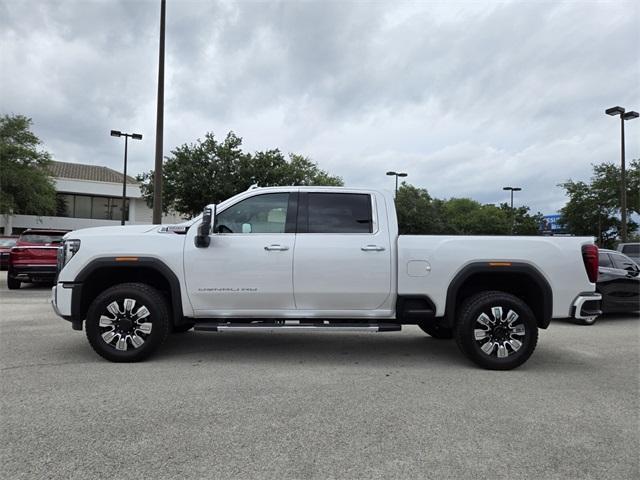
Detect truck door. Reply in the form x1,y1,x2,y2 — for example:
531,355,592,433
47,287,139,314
184,192,297,314
293,192,392,310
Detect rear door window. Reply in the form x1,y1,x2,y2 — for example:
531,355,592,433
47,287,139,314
305,193,372,233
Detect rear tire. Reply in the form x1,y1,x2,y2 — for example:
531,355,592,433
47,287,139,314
455,291,538,370
417,321,453,339
85,283,170,362
7,276,20,290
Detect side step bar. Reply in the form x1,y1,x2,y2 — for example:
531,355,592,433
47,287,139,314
194,322,401,333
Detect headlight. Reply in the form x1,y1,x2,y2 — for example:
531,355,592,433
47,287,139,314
57,239,81,271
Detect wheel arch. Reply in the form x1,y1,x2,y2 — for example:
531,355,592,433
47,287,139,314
69,257,185,327
443,262,552,329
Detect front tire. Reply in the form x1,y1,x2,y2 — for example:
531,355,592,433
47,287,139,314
85,283,170,362
7,276,21,290
455,291,538,370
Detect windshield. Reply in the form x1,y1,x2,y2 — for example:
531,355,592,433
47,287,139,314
0,238,17,247
20,233,65,244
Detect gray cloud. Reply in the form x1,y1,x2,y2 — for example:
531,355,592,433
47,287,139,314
1,0,638,214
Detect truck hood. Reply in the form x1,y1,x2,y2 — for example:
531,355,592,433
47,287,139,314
64,224,160,239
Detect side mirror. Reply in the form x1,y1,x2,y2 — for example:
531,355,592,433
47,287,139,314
195,206,214,248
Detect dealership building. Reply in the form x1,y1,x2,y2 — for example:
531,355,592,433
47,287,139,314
0,161,182,235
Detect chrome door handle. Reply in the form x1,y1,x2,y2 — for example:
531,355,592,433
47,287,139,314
361,245,385,252
264,244,289,251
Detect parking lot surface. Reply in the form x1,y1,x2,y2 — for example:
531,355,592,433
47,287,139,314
1,272,638,480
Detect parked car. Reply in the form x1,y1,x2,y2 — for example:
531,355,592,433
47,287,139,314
616,243,640,265
0,236,18,270
52,186,601,370
7,229,69,289
597,249,640,316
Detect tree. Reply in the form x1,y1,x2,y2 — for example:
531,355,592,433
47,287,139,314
498,203,545,235
395,182,542,235
138,131,343,217
395,183,446,234
0,114,56,216
559,161,639,246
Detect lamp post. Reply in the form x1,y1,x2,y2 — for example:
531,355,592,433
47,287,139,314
503,186,522,234
605,106,638,243
386,171,408,197
111,130,142,225
153,0,166,225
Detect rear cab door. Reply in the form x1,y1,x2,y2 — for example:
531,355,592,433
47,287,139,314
292,189,394,314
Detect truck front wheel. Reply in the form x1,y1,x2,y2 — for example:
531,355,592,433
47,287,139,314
85,283,170,362
455,291,538,370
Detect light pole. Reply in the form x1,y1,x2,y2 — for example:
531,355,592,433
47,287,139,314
386,171,408,197
605,106,638,243
503,186,522,234
153,0,166,225
111,130,142,225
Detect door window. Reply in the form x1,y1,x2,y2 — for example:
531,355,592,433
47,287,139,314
599,253,613,268
611,254,638,271
306,193,372,233
215,193,289,234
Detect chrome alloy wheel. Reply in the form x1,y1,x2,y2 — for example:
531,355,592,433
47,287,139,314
98,298,152,351
473,306,526,358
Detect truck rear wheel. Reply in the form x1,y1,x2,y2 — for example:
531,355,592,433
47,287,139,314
455,291,538,370
85,283,170,362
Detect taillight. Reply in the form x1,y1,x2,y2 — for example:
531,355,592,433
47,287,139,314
582,244,598,283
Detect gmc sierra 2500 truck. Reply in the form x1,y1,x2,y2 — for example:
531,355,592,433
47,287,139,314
52,186,601,369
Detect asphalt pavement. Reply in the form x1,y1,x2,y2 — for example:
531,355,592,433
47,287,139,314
1,272,638,480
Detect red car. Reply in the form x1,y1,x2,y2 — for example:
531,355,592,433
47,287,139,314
0,236,18,270
7,229,69,289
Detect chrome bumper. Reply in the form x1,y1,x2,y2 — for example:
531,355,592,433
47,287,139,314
572,293,602,323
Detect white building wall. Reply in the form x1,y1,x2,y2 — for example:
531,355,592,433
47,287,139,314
1,176,186,234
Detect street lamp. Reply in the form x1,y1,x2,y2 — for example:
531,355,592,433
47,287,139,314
605,106,639,243
503,186,522,234
110,130,143,226
386,171,408,197
502,186,522,210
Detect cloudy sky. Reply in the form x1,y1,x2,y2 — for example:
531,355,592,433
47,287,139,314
1,0,639,213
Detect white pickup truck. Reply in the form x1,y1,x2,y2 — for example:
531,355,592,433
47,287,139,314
52,186,601,369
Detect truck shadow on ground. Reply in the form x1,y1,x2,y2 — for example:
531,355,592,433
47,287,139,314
158,331,474,369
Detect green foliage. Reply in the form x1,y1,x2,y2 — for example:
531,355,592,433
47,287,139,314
138,131,343,217
395,183,543,235
559,160,639,247
0,115,56,215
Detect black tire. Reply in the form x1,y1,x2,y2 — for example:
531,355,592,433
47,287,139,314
417,321,454,339
7,276,21,290
455,291,538,370
172,322,195,333
85,283,170,362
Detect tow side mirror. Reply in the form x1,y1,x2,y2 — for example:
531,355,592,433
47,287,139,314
195,206,214,248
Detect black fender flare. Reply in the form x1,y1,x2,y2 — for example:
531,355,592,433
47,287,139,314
68,256,185,326
443,262,553,329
